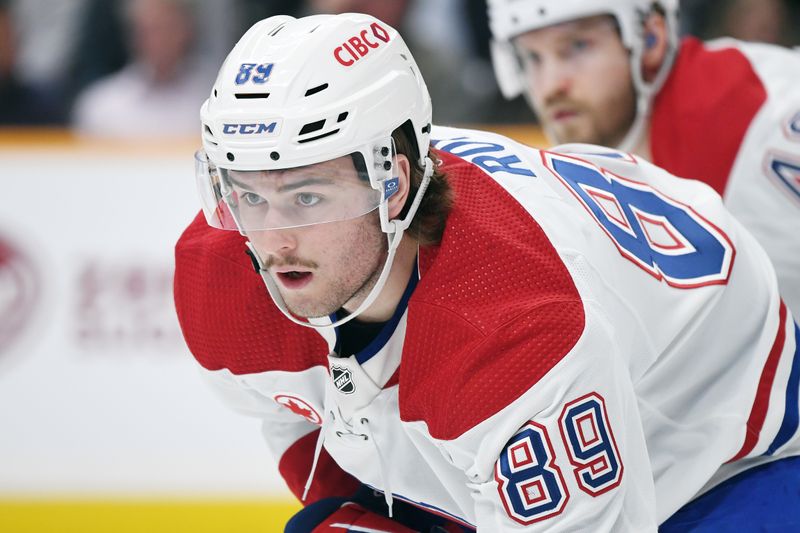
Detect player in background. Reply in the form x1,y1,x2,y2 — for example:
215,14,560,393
488,0,800,321
174,12,800,532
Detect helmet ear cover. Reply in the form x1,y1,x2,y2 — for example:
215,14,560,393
490,38,524,99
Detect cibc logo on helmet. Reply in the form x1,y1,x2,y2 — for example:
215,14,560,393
333,22,391,67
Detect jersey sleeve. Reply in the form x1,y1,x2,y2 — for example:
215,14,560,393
650,38,800,319
720,43,800,319
437,303,658,531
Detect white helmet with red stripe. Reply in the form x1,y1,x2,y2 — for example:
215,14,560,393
487,0,679,150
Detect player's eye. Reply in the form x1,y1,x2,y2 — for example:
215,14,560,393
242,191,267,206
570,39,590,53
296,192,322,207
521,50,541,68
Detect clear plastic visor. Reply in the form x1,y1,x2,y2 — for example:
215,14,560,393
195,148,393,231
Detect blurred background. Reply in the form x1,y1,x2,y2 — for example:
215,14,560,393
1,1,798,531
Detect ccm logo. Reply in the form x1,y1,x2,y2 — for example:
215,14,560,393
333,22,391,67
222,122,278,135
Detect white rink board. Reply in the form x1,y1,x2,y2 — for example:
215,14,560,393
0,144,288,497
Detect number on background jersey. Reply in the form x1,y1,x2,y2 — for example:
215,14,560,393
495,421,569,525
769,111,800,205
543,152,735,288
785,110,800,141
559,393,623,495
766,153,800,205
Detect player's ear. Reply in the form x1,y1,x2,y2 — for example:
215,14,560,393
641,12,668,83
388,154,411,220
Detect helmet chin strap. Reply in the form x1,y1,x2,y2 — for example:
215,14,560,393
248,156,434,330
617,30,679,154
617,88,650,154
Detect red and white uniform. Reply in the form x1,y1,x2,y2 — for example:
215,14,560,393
651,37,800,320
175,126,800,531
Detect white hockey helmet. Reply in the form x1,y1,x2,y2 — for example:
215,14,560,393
488,0,679,150
196,12,432,230
194,13,435,328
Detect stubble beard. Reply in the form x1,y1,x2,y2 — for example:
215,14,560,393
539,85,637,149
281,216,389,319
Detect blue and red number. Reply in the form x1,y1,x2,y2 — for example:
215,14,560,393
495,421,569,525
543,152,735,288
559,393,623,496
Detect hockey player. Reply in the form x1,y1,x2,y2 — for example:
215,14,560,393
488,0,800,323
175,12,800,531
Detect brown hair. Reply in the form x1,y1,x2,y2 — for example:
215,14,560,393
392,121,452,246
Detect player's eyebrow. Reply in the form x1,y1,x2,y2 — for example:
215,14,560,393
275,177,337,192
227,174,336,192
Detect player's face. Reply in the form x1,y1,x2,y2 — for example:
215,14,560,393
514,15,637,147
242,157,388,318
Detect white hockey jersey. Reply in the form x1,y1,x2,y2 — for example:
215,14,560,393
174,125,800,531
651,36,800,320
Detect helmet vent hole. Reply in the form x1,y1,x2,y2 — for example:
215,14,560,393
304,83,329,97
299,119,326,135
268,23,286,37
235,92,270,99
203,123,218,145
213,89,218,97
298,129,340,144
309,24,320,33
538,7,546,16
270,152,280,161
337,112,348,123
226,152,235,161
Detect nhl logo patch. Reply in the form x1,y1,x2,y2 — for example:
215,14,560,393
331,365,355,394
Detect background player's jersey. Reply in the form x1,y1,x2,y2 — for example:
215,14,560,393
174,126,800,531
651,36,800,320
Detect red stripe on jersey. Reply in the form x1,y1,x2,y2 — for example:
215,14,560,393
729,301,788,462
651,37,766,195
400,150,585,440
174,212,328,374
278,429,360,503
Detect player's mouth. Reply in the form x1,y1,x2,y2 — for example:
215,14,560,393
274,270,313,289
551,109,579,122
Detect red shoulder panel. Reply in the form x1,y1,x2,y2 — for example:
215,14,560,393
401,150,585,440
651,37,766,194
173,213,328,374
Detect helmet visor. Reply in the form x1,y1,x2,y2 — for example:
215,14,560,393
195,149,390,231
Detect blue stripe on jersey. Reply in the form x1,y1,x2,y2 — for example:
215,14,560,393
364,485,476,530
765,322,800,456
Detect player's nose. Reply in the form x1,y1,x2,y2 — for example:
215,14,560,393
249,228,297,258
537,59,572,101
